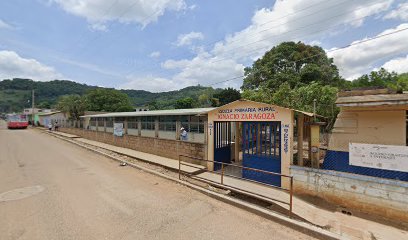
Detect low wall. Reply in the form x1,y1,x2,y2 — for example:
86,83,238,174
291,166,408,222
60,128,207,166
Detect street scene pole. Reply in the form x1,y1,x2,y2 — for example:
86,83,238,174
32,89,35,126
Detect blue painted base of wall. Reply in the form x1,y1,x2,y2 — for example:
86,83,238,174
242,154,281,187
322,150,408,182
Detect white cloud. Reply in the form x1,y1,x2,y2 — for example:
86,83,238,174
57,58,121,77
175,31,204,47
381,54,408,73
210,0,393,62
89,23,108,32
328,23,408,79
0,19,12,29
120,75,178,92
384,2,408,21
51,0,187,29
0,50,62,80
122,0,394,91
149,51,161,58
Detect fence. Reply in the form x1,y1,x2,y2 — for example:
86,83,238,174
178,155,294,217
294,132,408,182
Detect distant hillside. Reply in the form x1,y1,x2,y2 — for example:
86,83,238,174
0,78,221,113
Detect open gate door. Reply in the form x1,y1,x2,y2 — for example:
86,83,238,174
214,121,232,171
242,122,281,187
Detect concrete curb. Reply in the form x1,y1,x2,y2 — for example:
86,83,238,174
45,131,344,240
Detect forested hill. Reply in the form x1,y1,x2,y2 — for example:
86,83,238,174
0,78,221,112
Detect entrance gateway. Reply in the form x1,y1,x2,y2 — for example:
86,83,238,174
207,100,293,188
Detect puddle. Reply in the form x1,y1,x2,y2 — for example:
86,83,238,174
0,185,45,202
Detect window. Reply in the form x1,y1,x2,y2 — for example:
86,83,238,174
141,116,155,130
159,116,177,131
127,117,138,129
181,115,206,133
97,118,104,127
90,117,97,127
105,117,114,127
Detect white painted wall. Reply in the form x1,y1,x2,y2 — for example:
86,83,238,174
291,166,408,221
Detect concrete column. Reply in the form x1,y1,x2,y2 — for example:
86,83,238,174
203,121,208,144
297,113,304,166
103,118,107,132
124,118,128,135
176,120,181,140
137,118,141,136
234,122,240,162
310,124,320,168
155,118,159,138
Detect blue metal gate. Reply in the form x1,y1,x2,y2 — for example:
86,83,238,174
242,122,281,186
214,122,232,171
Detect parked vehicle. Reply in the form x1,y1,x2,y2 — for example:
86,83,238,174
7,114,29,129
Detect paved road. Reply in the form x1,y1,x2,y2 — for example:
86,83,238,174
0,122,314,240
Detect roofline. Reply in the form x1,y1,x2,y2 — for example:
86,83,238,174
80,108,215,118
37,111,62,116
208,99,325,118
337,100,408,107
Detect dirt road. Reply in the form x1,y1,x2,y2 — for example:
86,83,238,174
0,122,315,240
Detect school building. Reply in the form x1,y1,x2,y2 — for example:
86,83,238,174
57,95,408,222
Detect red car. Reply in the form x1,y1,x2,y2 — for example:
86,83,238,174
7,114,29,129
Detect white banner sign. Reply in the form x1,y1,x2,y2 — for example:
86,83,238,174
349,143,408,172
114,123,124,137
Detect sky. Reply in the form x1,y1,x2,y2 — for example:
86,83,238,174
0,0,408,92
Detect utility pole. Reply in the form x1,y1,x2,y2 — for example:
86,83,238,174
32,89,35,126
313,99,317,122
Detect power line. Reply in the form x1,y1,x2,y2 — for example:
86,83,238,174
207,26,408,86
124,0,386,76
208,0,388,61
124,0,392,80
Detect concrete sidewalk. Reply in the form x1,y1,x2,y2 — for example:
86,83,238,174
49,130,408,240
50,132,205,174
195,171,408,239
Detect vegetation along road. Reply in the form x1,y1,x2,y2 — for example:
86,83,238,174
0,122,315,240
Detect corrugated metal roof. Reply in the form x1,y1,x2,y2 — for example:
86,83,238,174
81,108,216,118
37,111,62,116
336,93,408,107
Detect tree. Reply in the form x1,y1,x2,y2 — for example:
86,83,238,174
242,41,342,91
37,101,51,109
175,97,194,109
56,95,87,120
396,73,408,91
242,82,338,118
350,68,396,88
212,87,241,106
85,89,134,112
198,93,210,106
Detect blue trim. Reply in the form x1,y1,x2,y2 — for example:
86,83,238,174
322,150,408,182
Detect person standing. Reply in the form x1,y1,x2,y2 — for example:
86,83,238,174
54,121,59,131
180,127,188,141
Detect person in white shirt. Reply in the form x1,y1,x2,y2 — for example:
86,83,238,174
180,127,188,141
